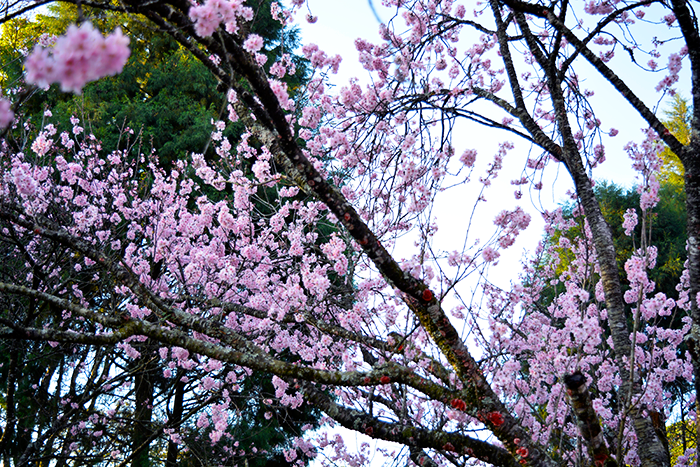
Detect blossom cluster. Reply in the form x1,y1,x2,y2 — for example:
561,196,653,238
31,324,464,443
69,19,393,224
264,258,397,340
188,0,254,37
625,129,663,211
0,98,13,129
24,22,130,94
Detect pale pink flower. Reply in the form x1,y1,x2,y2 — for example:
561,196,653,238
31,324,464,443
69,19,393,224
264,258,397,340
0,99,13,129
622,208,638,236
32,132,53,156
460,149,477,167
243,34,264,53
24,22,130,94
482,246,499,262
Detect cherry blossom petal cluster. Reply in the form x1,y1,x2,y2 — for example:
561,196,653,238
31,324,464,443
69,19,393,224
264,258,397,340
0,98,13,129
188,0,254,37
24,22,130,94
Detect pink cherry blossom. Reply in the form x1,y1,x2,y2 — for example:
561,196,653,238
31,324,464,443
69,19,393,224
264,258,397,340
622,208,638,236
243,33,263,53
24,22,130,94
0,98,13,129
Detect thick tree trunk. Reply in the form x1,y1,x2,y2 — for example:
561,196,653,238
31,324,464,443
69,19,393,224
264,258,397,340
683,148,700,467
667,3,700,466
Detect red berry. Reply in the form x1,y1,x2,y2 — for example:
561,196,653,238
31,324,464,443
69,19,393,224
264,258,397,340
380,375,391,384
450,398,467,411
422,289,433,301
487,411,505,426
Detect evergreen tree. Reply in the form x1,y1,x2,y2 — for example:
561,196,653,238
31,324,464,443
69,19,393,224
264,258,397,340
658,94,691,188
2,2,307,166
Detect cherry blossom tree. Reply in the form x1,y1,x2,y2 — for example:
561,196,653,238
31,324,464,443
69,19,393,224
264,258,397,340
1,0,700,466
